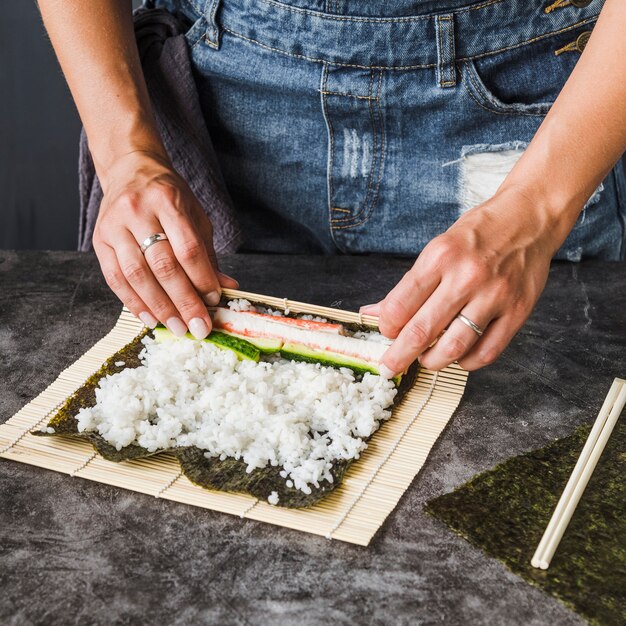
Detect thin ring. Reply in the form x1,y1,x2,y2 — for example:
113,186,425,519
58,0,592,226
456,313,484,337
140,232,168,254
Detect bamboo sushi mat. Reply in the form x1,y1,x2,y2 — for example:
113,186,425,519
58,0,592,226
0,289,468,546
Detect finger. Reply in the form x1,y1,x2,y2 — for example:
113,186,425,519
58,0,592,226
158,208,222,306
95,241,158,329
138,228,214,339
114,230,193,336
458,313,524,371
194,213,239,289
359,301,382,316
377,259,440,339
379,285,466,378
217,271,239,289
418,302,493,371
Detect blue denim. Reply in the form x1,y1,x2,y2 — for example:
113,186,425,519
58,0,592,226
153,0,626,260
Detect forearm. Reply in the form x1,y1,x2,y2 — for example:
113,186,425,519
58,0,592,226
500,0,626,252
37,0,167,184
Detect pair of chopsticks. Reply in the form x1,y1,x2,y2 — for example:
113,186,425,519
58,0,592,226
531,377,626,570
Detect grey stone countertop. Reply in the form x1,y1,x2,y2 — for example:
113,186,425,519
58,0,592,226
0,251,624,626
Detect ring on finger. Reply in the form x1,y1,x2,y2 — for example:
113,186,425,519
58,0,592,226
455,313,485,337
140,232,169,254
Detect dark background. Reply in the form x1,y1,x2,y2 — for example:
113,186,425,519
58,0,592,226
0,1,139,251
1,1,81,250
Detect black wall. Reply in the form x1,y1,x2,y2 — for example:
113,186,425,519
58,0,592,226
1,1,81,250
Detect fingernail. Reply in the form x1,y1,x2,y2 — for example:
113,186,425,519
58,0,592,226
188,317,209,340
218,271,239,286
359,303,380,313
379,363,396,380
203,290,222,306
167,317,188,337
138,311,158,329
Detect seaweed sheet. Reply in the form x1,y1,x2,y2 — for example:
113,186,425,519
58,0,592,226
34,313,418,508
425,420,626,625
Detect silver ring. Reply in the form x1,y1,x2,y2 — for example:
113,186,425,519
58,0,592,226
456,313,484,337
140,232,168,254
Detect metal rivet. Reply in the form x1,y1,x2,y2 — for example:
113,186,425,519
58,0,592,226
571,0,592,8
576,31,592,52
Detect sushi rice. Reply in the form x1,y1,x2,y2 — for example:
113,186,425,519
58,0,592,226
76,334,398,495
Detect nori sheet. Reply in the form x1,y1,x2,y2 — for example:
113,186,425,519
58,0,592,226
33,309,419,508
425,420,626,625
36,331,154,462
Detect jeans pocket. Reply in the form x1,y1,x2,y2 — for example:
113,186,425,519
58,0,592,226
460,23,596,117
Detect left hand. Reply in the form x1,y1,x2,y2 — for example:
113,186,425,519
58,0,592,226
361,186,560,375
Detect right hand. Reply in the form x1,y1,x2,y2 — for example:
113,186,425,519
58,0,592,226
92,151,238,339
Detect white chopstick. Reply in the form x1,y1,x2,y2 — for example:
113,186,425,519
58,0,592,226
531,377,626,570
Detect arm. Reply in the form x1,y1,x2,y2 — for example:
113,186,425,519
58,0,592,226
38,0,237,338
366,0,626,375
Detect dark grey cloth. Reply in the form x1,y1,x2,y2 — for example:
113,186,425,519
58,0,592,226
78,8,241,253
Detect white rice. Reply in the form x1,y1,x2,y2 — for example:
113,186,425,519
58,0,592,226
267,491,279,505
299,314,330,323
76,336,397,494
226,298,256,312
352,330,393,345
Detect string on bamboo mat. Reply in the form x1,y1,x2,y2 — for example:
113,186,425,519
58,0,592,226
326,371,440,540
71,450,98,477
240,499,260,518
0,399,66,455
155,469,184,498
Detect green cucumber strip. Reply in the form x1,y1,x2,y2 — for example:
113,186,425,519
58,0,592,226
280,341,402,384
153,326,177,342
219,330,283,354
154,328,401,382
153,327,260,362
205,332,260,361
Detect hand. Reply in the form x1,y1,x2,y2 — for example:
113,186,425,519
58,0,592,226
92,151,238,339
362,187,558,375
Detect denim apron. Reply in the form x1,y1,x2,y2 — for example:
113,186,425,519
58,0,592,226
154,0,625,260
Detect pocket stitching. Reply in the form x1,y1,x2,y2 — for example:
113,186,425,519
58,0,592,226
331,69,385,230
461,60,552,118
321,65,337,222
331,69,378,225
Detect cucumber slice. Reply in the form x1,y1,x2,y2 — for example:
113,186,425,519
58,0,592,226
205,331,260,361
153,326,176,343
280,341,402,384
219,330,283,354
153,327,260,362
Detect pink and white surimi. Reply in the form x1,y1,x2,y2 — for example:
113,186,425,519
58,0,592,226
212,308,388,364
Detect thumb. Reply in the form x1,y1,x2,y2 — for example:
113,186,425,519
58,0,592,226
196,212,239,290
359,300,383,316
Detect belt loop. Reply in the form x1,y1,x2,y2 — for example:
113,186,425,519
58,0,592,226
204,0,223,49
435,14,457,88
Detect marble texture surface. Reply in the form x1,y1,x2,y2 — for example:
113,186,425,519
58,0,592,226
1,251,624,625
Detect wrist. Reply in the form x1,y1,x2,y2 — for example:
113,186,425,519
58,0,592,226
495,179,583,256
97,145,172,195
89,113,169,187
